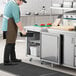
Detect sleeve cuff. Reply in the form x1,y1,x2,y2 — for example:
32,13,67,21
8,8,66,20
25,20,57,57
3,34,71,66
74,26,76,31
15,19,20,23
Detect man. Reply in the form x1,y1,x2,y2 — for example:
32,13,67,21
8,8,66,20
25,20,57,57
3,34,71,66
2,0,27,65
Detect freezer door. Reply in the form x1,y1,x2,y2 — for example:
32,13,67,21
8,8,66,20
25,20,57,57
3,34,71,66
41,33,60,63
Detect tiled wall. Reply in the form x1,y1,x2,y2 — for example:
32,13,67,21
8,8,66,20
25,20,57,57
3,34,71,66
20,16,51,26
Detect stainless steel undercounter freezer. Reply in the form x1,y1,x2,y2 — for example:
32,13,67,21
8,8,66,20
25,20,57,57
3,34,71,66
40,32,63,64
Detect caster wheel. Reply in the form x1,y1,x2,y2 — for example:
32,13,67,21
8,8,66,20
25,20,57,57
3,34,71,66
29,58,32,61
41,61,44,64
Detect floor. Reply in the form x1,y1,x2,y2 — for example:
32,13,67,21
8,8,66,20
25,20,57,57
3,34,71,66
0,35,76,76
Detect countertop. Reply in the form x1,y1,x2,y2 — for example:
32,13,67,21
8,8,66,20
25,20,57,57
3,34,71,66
24,26,76,37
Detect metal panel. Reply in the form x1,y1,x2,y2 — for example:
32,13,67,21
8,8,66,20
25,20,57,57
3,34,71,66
64,0,73,2
74,38,76,45
64,35,74,66
52,0,63,4
75,47,76,56
41,33,60,63
75,57,76,66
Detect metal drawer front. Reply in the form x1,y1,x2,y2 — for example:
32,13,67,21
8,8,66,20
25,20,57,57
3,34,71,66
75,57,76,67
74,38,76,45
75,47,76,56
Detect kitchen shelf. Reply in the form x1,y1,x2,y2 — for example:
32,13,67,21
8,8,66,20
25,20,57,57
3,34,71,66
50,7,76,10
21,14,50,17
51,14,63,16
29,40,40,44
50,6,76,24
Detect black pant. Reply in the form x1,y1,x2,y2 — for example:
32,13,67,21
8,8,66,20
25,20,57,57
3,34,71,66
4,43,16,63
3,31,7,39
4,18,17,63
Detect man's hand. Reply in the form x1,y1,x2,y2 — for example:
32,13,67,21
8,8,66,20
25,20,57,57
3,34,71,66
21,30,27,35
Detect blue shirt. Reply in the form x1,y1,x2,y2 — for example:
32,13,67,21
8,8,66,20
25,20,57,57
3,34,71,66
2,1,20,31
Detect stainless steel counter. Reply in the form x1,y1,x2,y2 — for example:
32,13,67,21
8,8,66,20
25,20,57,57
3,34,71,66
24,26,76,37
25,26,76,69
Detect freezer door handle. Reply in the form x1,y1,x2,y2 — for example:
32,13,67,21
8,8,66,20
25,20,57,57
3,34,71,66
72,38,75,44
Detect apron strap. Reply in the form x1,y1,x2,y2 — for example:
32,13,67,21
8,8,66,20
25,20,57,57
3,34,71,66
3,16,9,20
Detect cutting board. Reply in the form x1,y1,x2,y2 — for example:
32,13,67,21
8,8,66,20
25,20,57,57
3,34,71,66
50,25,74,31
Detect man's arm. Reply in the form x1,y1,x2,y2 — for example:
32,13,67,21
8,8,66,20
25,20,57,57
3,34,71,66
16,21,26,35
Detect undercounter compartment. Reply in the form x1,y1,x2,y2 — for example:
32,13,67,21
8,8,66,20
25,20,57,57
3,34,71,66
41,32,61,64
27,30,41,58
63,35,76,68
